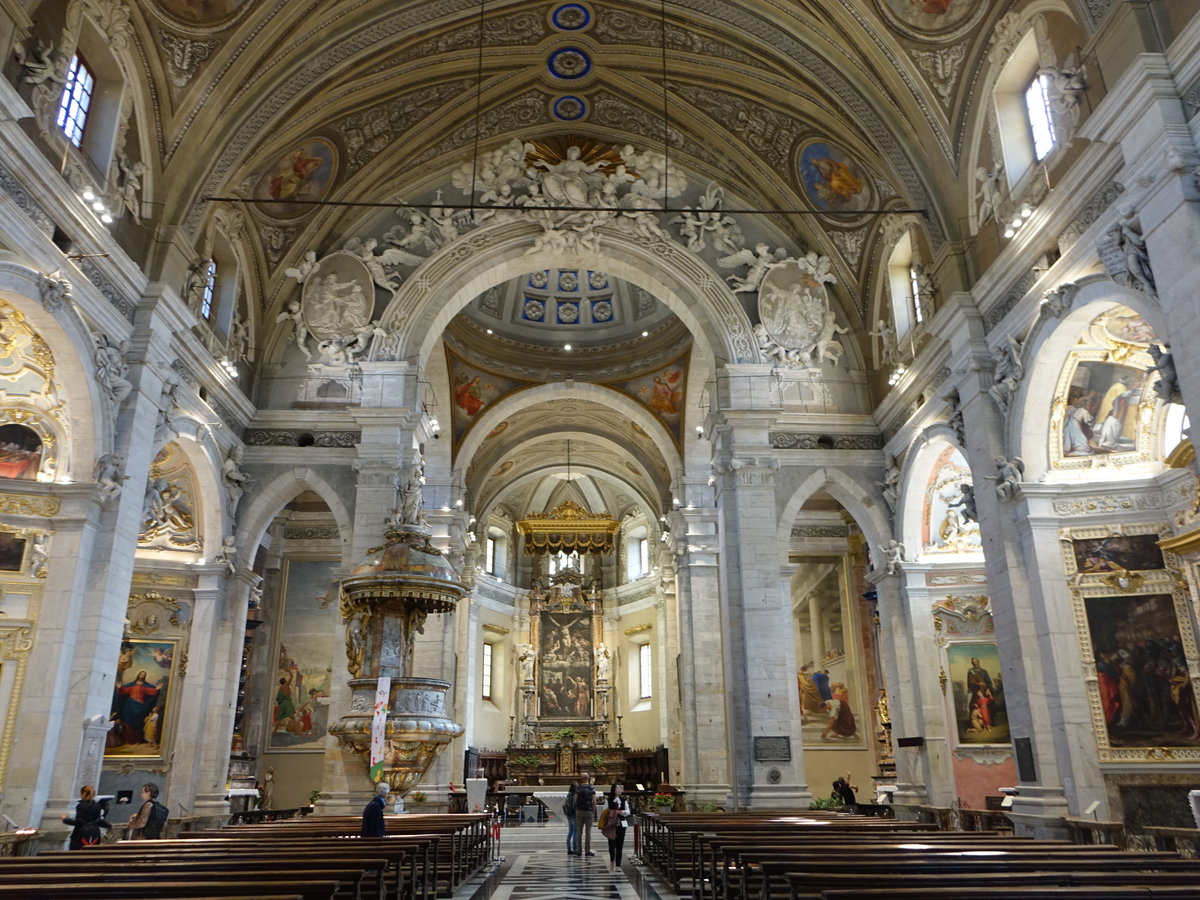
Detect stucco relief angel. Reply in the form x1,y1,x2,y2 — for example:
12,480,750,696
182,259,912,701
718,243,787,294
284,250,318,284
342,238,422,293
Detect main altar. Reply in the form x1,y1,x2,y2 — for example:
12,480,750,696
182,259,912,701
505,500,628,782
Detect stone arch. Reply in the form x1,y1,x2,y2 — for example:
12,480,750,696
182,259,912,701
0,261,103,473
235,467,355,569
1011,276,1165,480
456,381,681,489
381,219,757,372
777,466,894,563
148,435,225,558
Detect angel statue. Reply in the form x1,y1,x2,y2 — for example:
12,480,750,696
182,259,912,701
881,539,905,576
284,250,318,284
988,455,1025,502
343,237,423,292
717,243,786,294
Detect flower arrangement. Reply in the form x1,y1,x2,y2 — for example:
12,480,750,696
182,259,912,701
511,754,541,767
410,791,427,803
553,727,579,742
650,792,675,808
588,753,604,768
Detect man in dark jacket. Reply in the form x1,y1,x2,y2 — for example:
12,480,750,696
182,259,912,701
361,782,389,837
574,775,598,856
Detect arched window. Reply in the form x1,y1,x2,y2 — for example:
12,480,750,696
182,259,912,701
888,231,920,342
638,644,652,700
199,260,217,320
57,19,125,178
56,55,94,148
625,525,649,582
206,231,241,335
486,525,508,579
994,29,1053,190
481,642,494,701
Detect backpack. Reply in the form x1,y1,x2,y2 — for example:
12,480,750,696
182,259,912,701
562,795,575,817
142,800,168,839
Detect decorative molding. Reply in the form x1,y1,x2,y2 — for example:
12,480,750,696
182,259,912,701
283,525,341,541
791,525,850,538
0,164,55,236
244,429,359,447
157,32,218,88
909,43,967,107
130,571,193,588
1082,0,1117,28
482,623,510,635
984,269,1038,331
78,257,137,323
1057,181,1124,255
623,623,652,635
953,745,1013,765
771,432,884,450
126,590,184,636
0,494,61,517
0,624,34,791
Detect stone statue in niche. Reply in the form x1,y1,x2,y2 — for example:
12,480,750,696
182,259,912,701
1099,212,1156,297
221,446,252,517
988,456,1025,502
869,318,898,367
1039,53,1087,125
879,455,901,512
595,643,610,683
974,167,1002,226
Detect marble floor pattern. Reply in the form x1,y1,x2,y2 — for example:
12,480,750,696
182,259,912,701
457,821,679,900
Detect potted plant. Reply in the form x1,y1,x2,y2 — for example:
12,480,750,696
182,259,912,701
588,753,604,769
650,792,675,810
809,796,843,811
511,754,542,767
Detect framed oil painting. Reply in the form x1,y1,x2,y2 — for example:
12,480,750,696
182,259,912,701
946,642,1010,746
1078,590,1200,760
0,531,25,572
1071,533,1164,575
793,554,866,748
106,639,177,759
538,611,593,718
270,557,338,750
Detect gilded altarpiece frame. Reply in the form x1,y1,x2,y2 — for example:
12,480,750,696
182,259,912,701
527,571,604,741
932,595,1012,765
794,554,867,749
0,541,40,789
1063,524,1200,761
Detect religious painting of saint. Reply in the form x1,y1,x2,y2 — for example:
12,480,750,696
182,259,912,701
1101,310,1159,346
156,0,244,25
0,423,42,480
1056,360,1146,460
444,350,532,449
106,640,176,759
270,557,337,751
1083,593,1200,749
538,612,593,719
793,555,866,748
300,252,374,341
0,531,26,571
946,642,1009,745
253,139,337,219
1071,534,1165,575
798,141,871,213
605,352,690,445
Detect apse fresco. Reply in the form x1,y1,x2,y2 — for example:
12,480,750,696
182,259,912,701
1084,593,1200,748
922,445,981,554
538,611,593,718
1059,361,1146,458
798,141,871,213
606,352,689,445
270,558,338,750
254,139,337,218
947,642,1009,745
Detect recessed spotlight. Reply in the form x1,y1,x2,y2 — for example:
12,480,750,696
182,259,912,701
486,329,493,335
1021,205,1033,218
1003,227,1015,238
642,331,649,337
82,189,95,201
100,213,114,224
563,343,572,351
92,201,105,212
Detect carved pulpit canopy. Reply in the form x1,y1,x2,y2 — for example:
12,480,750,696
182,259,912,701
516,500,620,555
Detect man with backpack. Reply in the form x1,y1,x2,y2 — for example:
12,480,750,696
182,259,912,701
126,782,168,840
573,774,598,857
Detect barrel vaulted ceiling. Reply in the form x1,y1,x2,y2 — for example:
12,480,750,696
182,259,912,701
80,0,1021,332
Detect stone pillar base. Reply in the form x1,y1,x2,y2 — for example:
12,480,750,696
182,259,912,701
681,784,734,810
314,789,375,817
1008,785,1070,839
741,784,813,810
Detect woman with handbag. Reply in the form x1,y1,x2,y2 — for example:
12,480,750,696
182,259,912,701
602,782,630,872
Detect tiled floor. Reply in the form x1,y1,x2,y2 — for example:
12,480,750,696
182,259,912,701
458,821,678,900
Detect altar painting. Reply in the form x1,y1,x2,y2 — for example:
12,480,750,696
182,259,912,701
793,555,866,748
106,640,176,759
270,557,337,750
1071,534,1164,574
1082,592,1200,753
0,531,25,572
946,642,1009,745
538,612,593,718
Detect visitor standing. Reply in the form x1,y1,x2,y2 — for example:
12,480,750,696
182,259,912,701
574,774,598,857
603,782,631,872
61,785,110,849
564,781,579,855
